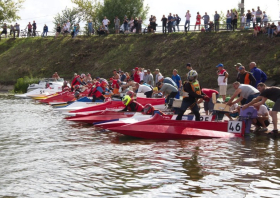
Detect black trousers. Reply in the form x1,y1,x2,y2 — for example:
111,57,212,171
144,90,153,98
162,25,167,33
166,92,178,107
92,95,105,102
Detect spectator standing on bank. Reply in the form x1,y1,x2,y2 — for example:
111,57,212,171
256,6,262,26
172,14,176,32
1,23,7,38
172,69,182,99
216,63,229,101
214,11,220,32
133,17,139,33
237,66,256,87
102,16,110,33
10,24,14,37
129,17,134,32
168,13,173,33
43,24,48,37
194,12,201,31
246,10,252,27
161,15,167,33
252,8,256,28
66,20,71,32
185,10,191,32
249,62,267,87
120,71,126,82
232,11,238,31
176,14,181,32
240,14,246,30
226,10,232,30
114,16,120,34
263,11,268,27
55,24,61,38
123,16,128,33
32,21,36,36
27,22,32,37
154,69,162,85
88,20,93,36
138,17,142,33
202,12,210,30
143,70,149,84
14,23,20,37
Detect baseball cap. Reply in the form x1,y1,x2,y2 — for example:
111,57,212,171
110,78,113,81
186,63,191,66
216,63,224,67
234,63,242,67
238,66,245,70
144,70,147,72
158,76,164,81
120,71,124,73
135,67,139,70
225,97,231,102
96,77,100,79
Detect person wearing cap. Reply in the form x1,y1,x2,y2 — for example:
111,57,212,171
172,69,182,99
237,66,256,87
113,69,120,80
216,63,229,101
226,81,259,106
120,71,126,82
234,63,242,77
147,69,154,86
71,73,87,91
154,69,162,85
139,68,144,81
249,62,267,87
134,67,140,83
135,83,153,98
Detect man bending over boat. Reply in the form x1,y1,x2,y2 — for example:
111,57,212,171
157,82,178,108
243,83,279,134
176,70,209,121
121,95,144,112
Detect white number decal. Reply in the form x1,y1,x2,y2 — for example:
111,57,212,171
192,115,212,121
227,121,242,133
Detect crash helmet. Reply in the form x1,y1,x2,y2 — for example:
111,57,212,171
143,104,155,115
126,90,134,98
187,70,198,81
122,95,131,106
80,73,86,78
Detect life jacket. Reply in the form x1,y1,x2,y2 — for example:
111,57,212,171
183,80,201,98
88,86,103,98
244,73,250,85
71,75,80,88
127,101,144,112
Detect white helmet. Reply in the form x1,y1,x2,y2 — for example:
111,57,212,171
187,70,198,81
80,73,86,78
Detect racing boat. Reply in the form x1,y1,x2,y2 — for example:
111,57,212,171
15,85,62,99
109,114,245,139
66,97,166,116
27,78,65,92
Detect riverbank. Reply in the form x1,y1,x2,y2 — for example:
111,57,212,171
1,32,280,87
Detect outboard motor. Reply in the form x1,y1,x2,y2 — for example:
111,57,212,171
239,106,258,134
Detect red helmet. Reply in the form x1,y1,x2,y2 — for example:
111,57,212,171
126,90,134,98
101,81,107,87
95,82,100,87
143,104,154,115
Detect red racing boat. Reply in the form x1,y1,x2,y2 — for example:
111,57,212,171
66,110,136,124
109,114,245,139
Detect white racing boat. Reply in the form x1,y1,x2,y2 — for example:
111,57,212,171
15,84,62,99
27,78,65,92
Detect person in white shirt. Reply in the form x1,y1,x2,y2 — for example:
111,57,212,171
216,63,229,101
139,68,144,81
102,16,110,33
252,104,270,132
251,8,256,28
135,83,153,98
224,97,239,120
66,20,71,32
241,14,246,30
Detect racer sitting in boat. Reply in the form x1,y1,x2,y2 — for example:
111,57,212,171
74,85,81,99
71,73,87,91
121,95,144,112
176,70,209,121
62,81,70,92
143,103,166,115
88,81,108,102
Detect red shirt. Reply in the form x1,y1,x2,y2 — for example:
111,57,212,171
112,80,119,89
133,72,140,83
254,26,260,31
202,88,219,98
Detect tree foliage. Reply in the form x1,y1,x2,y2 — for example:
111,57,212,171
53,7,82,31
0,0,25,23
72,0,149,28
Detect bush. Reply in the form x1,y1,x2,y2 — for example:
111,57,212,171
14,76,40,93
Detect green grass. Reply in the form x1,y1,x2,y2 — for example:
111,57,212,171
14,76,40,93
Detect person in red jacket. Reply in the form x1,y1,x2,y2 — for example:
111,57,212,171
88,81,107,102
201,88,219,115
133,67,140,83
143,103,166,115
71,73,86,91
121,95,143,112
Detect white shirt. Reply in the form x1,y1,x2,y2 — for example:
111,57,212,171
277,25,280,32
217,69,228,86
258,105,268,116
185,13,191,21
66,22,71,30
139,72,144,81
230,103,238,112
138,85,152,93
241,16,245,23
102,19,110,26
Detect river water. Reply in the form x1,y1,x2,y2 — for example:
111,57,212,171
0,95,280,198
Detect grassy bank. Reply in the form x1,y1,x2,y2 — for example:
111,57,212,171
0,32,280,88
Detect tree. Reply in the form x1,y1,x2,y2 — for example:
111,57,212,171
53,7,82,31
97,0,149,29
0,0,24,23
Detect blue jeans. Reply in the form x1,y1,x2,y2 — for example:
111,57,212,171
204,22,208,30
226,18,232,30
175,91,180,99
124,24,128,31
245,93,259,104
185,20,190,31
43,31,47,37
246,19,251,27
176,100,200,121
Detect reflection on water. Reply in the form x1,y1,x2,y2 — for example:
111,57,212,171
0,95,280,197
